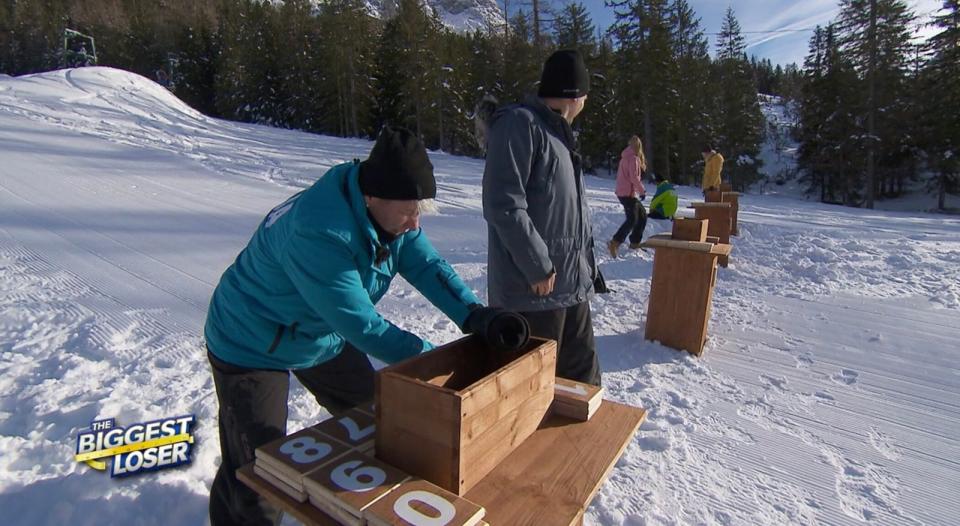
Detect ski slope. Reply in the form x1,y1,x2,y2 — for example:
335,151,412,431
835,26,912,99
1,68,958,525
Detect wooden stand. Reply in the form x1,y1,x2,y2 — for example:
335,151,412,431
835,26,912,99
704,190,741,236
641,234,732,356
376,336,557,495
238,400,646,526
690,202,733,267
671,217,708,242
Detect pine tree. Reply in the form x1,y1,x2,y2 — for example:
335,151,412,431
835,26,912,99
668,0,711,185
374,0,444,144
501,10,539,103
316,0,378,137
554,2,595,57
214,0,284,125
608,0,675,179
577,32,619,174
922,1,960,209
835,0,916,207
169,5,220,116
798,24,862,204
713,7,764,190
2,0,72,73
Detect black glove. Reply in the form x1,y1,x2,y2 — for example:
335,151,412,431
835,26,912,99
465,305,531,352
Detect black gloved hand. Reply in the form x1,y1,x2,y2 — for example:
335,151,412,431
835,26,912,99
465,305,531,352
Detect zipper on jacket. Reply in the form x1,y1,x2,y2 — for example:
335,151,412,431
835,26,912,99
266,325,285,354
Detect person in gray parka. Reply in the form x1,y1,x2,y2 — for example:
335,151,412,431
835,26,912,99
481,49,601,386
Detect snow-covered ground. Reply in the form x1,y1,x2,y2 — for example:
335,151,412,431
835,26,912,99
1,68,958,525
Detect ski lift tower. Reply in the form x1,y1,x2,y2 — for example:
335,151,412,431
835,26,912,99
63,28,98,67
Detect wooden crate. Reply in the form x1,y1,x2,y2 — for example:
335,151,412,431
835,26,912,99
641,236,732,356
671,218,708,242
719,182,733,192
691,202,733,267
375,336,557,495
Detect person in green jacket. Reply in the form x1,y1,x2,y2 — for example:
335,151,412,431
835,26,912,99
649,176,679,220
205,126,527,526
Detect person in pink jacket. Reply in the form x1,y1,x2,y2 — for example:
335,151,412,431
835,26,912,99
608,135,648,258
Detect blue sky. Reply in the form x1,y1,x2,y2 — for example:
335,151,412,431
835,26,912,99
559,0,944,66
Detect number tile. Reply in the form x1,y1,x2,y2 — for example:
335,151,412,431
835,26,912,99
303,451,409,520
255,427,352,489
364,478,485,526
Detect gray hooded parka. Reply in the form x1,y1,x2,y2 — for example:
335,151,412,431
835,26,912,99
482,95,598,311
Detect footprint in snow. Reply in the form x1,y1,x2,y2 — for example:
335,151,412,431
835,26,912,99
833,369,859,386
868,427,904,461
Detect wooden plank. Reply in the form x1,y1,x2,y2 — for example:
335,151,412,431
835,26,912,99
721,192,740,235
254,464,307,502
465,401,646,526
692,203,732,267
719,182,733,192
671,217,709,242
641,236,715,253
690,202,732,209
237,464,340,526
365,478,486,526
459,339,556,415
645,247,718,355
380,335,490,390
458,378,554,493
376,371,460,492
709,243,733,257
461,361,549,442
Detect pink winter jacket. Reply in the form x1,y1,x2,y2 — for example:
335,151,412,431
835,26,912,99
615,146,646,198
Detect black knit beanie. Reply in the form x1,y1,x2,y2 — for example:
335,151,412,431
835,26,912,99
359,125,436,200
537,49,590,99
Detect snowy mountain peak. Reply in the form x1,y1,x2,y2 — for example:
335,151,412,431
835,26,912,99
364,0,505,33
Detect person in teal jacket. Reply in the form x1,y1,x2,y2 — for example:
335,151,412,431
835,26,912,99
205,126,526,526
648,176,679,220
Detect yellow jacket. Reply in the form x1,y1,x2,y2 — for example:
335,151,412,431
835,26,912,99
702,152,724,190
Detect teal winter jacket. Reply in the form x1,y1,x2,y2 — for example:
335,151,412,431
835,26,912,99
204,161,481,370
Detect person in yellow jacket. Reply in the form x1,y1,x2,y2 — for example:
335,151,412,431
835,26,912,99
701,144,724,193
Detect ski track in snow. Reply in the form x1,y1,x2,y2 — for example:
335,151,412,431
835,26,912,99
2,68,959,526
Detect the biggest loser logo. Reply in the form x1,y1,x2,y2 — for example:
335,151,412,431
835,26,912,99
75,416,195,477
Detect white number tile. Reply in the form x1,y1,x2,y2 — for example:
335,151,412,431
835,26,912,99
364,478,486,526
303,450,409,519
255,427,351,488
313,408,376,446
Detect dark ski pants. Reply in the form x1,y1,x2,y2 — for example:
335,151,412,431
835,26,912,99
613,196,647,245
207,344,375,526
520,301,601,386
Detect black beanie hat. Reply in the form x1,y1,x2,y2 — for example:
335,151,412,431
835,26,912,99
537,49,590,99
359,125,436,200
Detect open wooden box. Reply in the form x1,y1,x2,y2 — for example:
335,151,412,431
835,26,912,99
375,335,557,495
